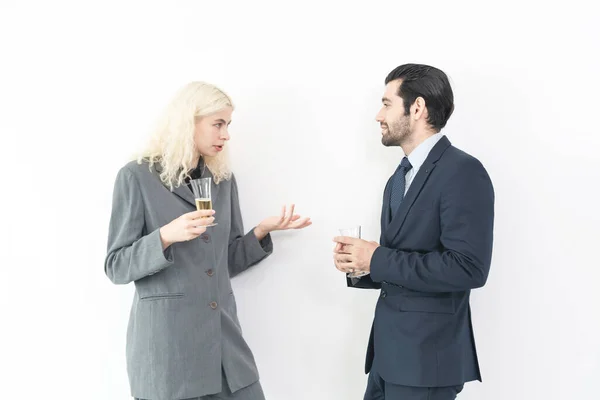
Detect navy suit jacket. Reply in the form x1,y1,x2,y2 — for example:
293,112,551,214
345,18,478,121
348,136,494,387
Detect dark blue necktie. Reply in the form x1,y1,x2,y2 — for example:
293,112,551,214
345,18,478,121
389,157,412,218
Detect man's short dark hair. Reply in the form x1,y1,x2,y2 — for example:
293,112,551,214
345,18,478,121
385,64,454,132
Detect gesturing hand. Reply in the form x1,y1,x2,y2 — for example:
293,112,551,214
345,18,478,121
254,204,312,239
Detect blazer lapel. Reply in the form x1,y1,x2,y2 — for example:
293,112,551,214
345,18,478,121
383,136,452,244
152,162,196,206
172,184,196,206
384,161,437,244
207,170,221,207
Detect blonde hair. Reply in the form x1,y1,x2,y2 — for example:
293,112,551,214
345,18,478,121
136,81,233,189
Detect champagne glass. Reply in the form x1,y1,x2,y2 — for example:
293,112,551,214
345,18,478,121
189,177,217,227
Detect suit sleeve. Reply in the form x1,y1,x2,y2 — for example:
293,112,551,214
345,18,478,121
228,174,273,277
370,160,494,292
104,166,174,284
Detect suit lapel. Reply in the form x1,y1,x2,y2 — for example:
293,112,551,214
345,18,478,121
208,170,221,207
152,162,196,207
384,161,437,244
172,183,196,206
383,136,452,244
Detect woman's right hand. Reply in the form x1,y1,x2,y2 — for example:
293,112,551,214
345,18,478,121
159,210,215,249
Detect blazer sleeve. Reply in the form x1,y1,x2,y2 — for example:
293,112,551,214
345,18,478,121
370,159,495,292
104,166,174,284
227,174,273,278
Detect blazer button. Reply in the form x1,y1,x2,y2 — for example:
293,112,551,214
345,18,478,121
206,269,214,277
200,233,211,243
210,301,218,309
381,291,387,298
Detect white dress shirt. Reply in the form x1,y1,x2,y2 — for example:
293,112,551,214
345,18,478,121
403,132,445,194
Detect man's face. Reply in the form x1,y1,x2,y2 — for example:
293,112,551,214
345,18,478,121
375,80,412,147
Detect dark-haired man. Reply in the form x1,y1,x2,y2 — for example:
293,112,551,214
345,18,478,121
333,64,495,400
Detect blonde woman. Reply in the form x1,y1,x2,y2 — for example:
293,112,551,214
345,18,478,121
104,82,311,400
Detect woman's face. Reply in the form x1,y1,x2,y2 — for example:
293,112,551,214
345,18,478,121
193,107,232,158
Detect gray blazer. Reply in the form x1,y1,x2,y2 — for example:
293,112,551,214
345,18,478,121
104,160,273,400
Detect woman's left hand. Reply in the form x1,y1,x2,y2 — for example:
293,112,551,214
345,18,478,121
254,204,312,240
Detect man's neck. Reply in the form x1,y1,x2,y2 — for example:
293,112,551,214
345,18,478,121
401,129,437,156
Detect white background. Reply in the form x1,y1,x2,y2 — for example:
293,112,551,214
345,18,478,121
1,1,598,399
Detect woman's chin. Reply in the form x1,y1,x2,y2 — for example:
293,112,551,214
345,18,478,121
201,148,219,158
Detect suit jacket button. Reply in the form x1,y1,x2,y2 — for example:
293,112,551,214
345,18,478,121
381,291,387,298
201,233,211,243
206,269,214,276
210,301,218,309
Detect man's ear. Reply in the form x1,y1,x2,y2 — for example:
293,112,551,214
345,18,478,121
412,96,428,121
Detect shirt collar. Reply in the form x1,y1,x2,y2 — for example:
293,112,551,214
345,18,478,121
406,132,445,172
185,158,206,183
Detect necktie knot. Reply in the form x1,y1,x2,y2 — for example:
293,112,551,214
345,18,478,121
399,156,412,172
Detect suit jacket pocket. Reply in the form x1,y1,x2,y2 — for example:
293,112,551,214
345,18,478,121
135,265,183,300
388,294,455,314
139,293,184,301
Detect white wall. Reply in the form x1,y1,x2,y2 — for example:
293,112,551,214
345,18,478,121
1,1,598,399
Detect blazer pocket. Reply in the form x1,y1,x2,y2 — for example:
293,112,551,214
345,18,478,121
394,294,455,314
139,293,184,301
410,197,436,210
409,205,436,215
134,265,183,300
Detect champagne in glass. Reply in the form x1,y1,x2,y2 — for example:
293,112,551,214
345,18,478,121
195,198,212,211
189,177,217,227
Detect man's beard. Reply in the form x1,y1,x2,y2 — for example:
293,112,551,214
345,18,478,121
381,117,411,147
